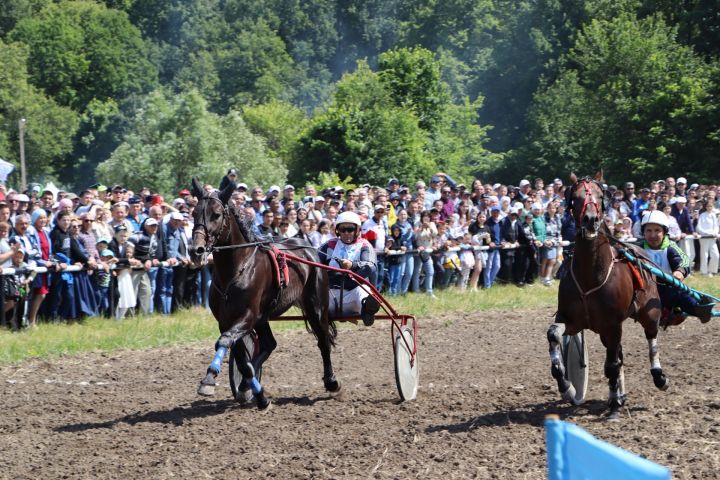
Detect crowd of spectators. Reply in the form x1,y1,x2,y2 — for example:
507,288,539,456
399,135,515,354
0,169,718,330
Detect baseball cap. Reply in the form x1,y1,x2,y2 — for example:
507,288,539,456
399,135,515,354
674,196,687,203
490,205,501,212
96,184,108,193
128,196,141,204
95,237,110,245
430,175,441,183
374,204,386,211
113,224,128,233
16,194,30,202
236,183,248,191
676,177,687,184
267,185,281,194
170,212,184,221
179,189,191,196
227,168,238,176
389,192,400,200
531,202,543,210
314,196,325,202
387,178,399,186
145,218,158,226
111,184,126,192
284,184,295,191
100,249,115,258
519,179,530,187
689,183,699,190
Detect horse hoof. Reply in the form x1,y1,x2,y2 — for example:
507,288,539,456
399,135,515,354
257,397,272,411
197,383,216,397
651,368,669,391
325,378,341,393
236,389,254,406
561,385,577,405
607,410,621,422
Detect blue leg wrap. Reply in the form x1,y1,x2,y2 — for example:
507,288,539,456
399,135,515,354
208,346,228,375
249,377,262,395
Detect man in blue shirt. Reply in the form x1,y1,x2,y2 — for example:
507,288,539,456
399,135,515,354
483,205,503,289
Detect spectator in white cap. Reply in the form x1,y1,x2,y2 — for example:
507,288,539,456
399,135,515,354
518,179,531,200
282,184,297,210
675,177,688,197
670,195,695,266
695,200,719,276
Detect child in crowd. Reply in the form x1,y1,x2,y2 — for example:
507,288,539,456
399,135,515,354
96,248,116,318
115,242,140,320
457,232,476,290
385,224,405,295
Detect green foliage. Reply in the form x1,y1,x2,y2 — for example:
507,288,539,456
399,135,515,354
242,99,308,165
526,14,718,184
378,47,450,131
313,172,357,193
294,62,434,186
96,89,286,195
0,40,79,182
10,1,157,110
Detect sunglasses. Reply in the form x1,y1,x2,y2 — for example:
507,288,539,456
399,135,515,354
338,226,356,233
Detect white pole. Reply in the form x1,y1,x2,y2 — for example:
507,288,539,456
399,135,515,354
18,118,27,192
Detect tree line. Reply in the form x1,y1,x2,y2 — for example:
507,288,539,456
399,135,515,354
0,0,718,195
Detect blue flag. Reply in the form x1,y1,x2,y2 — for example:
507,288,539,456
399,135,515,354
545,417,670,480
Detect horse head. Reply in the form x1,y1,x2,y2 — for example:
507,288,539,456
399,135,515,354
568,170,607,240
190,178,235,265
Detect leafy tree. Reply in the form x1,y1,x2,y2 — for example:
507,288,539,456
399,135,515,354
0,40,79,184
96,89,286,195
526,14,718,183
378,47,450,131
242,100,308,166
0,0,50,38
10,1,157,110
293,62,433,186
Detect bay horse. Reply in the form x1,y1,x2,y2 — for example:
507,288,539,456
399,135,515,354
189,178,339,410
547,172,667,420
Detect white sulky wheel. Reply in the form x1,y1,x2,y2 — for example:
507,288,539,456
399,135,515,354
394,325,419,401
562,332,589,405
229,333,259,404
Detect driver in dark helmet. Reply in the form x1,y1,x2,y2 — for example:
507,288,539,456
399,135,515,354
641,210,714,323
318,211,380,326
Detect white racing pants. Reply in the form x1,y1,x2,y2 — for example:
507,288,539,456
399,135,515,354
329,284,373,317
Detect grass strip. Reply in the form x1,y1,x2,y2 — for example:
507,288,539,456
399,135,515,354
1,277,717,365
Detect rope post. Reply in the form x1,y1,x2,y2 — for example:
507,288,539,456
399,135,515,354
0,275,6,328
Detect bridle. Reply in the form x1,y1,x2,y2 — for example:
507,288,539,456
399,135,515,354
571,178,604,239
192,194,230,255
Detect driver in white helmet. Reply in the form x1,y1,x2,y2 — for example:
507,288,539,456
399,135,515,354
641,210,713,323
319,211,380,326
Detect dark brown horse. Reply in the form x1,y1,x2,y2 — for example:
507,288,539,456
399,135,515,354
189,179,338,409
547,172,667,420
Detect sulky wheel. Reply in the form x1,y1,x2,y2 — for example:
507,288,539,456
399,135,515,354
394,325,419,401
562,332,589,405
229,332,260,404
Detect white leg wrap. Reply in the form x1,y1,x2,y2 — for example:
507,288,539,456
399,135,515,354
648,338,661,370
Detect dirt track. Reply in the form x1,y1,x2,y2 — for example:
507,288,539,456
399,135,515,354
2,306,720,479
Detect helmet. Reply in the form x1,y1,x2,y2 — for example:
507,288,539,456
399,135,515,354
335,211,362,228
640,210,669,232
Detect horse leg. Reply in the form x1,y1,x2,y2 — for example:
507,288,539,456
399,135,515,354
252,320,277,377
603,339,626,420
235,335,271,410
304,296,340,393
197,322,249,397
547,323,577,404
645,324,669,391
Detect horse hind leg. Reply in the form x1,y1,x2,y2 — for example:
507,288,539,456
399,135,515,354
547,323,577,404
303,295,340,393
647,335,669,391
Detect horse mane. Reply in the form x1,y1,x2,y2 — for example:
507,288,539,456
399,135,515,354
227,202,260,242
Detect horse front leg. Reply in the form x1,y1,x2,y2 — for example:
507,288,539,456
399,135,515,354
547,323,576,404
197,323,249,397
604,341,626,420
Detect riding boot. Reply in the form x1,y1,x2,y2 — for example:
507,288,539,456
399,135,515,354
694,302,715,323
361,296,380,327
